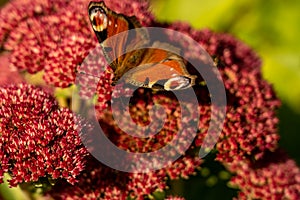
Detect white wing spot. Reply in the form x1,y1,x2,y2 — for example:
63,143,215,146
164,76,191,90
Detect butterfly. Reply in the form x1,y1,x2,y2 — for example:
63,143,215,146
88,1,196,91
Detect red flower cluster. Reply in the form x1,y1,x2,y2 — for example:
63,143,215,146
229,150,300,199
0,84,89,186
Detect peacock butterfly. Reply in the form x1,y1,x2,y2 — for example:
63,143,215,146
88,1,196,90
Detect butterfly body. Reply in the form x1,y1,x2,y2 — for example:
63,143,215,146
88,1,196,90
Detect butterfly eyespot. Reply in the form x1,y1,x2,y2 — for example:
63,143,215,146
89,6,108,32
89,5,105,16
164,76,192,90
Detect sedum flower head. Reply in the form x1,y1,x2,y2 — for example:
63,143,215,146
229,150,300,200
0,83,89,187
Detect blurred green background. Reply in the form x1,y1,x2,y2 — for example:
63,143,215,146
0,0,299,199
